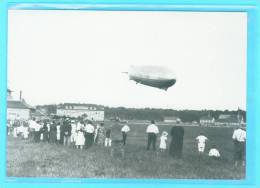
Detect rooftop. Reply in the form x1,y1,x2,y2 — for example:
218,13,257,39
7,100,34,109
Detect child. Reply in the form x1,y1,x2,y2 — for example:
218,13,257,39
70,120,77,147
208,145,221,159
105,127,112,147
159,131,168,152
75,129,85,150
22,124,29,139
196,132,208,155
56,123,61,143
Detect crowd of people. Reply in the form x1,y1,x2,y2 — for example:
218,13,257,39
7,118,246,166
7,117,130,150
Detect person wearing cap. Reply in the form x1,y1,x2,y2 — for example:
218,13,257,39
232,126,246,166
146,120,159,151
159,131,168,152
121,123,130,145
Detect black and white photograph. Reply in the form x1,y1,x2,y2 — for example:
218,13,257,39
6,9,247,179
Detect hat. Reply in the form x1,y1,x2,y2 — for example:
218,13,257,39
162,131,168,136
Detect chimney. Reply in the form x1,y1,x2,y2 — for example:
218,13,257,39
19,90,22,101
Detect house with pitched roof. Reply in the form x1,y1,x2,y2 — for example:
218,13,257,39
215,114,245,127
56,103,104,121
7,89,34,120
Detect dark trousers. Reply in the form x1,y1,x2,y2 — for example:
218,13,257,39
85,133,94,149
234,141,245,161
122,132,127,145
147,133,157,151
34,131,40,142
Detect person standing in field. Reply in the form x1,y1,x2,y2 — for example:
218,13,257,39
42,121,49,142
49,121,57,143
70,120,77,147
196,132,208,155
146,120,159,151
75,128,85,150
63,118,72,146
34,120,42,142
121,123,130,145
232,126,246,166
98,123,106,145
94,123,100,144
56,122,61,144
169,126,185,158
105,126,112,147
159,131,168,152
84,121,95,148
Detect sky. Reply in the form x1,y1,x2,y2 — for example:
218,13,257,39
8,10,247,110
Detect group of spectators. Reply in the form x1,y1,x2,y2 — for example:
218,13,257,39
7,118,246,166
7,117,129,150
146,120,246,166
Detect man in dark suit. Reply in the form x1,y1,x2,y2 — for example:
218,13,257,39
169,126,184,158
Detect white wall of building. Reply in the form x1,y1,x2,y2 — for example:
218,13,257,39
56,109,104,121
7,108,30,120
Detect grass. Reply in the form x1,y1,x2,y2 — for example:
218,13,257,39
6,122,245,179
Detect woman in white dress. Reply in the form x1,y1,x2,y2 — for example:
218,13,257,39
159,131,168,152
75,129,85,150
56,123,61,143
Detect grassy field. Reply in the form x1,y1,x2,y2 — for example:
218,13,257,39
6,122,245,179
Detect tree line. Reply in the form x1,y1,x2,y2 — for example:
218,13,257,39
36,104,246,123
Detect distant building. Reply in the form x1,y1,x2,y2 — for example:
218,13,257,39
7,88,34,120
215,114,245,127
200,116,215,126
7,100,34,120
31,109,47,120
56,103,105,121
163,116,181,123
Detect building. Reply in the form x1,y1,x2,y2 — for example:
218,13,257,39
163,116,181,123
7,88,34,120
200,116,215,126
215,114,245,127
56,103,105,121
7,100,34,120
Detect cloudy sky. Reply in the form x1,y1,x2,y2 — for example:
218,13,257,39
8,10,247,110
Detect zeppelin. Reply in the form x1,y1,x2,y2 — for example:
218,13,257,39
125,65,176,91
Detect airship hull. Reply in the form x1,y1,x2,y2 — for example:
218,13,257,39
129,75,176,90
126,65,176,90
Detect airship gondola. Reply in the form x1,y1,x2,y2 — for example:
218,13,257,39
124,65,176,91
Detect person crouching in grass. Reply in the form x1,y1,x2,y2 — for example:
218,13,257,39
208,145,221,160
159,131,168,152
